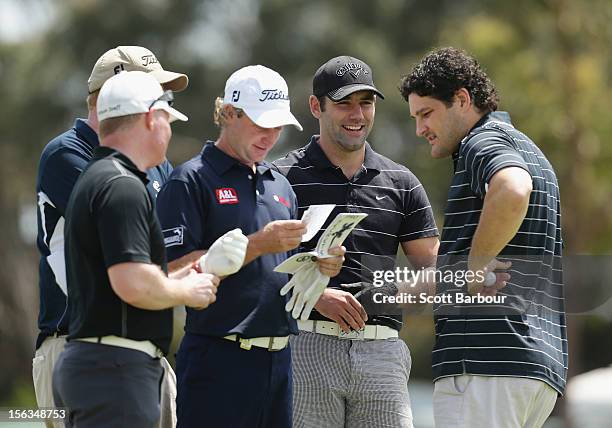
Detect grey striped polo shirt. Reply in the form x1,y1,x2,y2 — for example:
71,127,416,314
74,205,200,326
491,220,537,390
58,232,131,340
434,111,567,394
273,137,439,331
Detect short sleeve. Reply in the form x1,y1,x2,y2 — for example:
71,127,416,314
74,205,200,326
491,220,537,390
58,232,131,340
462,132,531,198
156,178,205,261
40,149,90,214
398,174,439,242
94,176,153,268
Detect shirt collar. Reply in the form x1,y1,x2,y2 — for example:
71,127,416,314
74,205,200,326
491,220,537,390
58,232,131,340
74,118,99,149
304,135,383,172
453,111,513,162
202,141,274,178
470,111,512,132
92,146,149,183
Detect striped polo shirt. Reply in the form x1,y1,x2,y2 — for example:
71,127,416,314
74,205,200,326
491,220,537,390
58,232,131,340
434,111,568,394
273,137,438,331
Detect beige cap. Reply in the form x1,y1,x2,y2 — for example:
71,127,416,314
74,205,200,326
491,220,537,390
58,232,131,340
87,45,189,93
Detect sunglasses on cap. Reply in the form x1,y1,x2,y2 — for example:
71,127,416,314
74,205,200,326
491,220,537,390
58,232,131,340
148,90,174,111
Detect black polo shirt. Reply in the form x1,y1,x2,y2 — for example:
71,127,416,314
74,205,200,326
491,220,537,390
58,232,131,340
64,147,172,354
434,111,567,394
155,142,299,338
273,137,439,331
35,119,172,349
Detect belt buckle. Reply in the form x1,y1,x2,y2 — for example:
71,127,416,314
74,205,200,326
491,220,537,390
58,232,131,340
338,328,365,340
239,338,252,350
268,337,277,351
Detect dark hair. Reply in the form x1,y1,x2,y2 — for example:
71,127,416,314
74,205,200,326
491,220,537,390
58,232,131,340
317,96,327,112
399,47,499,113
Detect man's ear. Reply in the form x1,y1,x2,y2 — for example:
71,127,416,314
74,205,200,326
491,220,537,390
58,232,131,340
456,88,472,109
145,110,155,130
223,104,237,122
309,95,322,119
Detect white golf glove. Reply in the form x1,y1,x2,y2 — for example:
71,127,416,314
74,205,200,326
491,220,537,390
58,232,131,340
198,228,249,276
280,263,330,320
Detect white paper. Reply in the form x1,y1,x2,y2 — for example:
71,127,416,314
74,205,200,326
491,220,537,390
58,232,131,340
315,213,367,257
274,251,318,274
274,212,368,273
300,204,336,242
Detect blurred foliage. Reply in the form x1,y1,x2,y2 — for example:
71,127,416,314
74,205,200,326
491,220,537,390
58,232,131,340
0,0,611,410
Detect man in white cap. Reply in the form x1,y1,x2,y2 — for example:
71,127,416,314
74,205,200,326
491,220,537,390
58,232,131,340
52,71,223,427
34,46,187,427
155,65,345,428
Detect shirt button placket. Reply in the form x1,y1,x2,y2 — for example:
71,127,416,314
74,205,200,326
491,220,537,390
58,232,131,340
250,173,261,199
347,182,355,212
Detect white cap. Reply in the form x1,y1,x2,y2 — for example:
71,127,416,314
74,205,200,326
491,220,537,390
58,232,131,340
223,65,303,131
97,71,188,123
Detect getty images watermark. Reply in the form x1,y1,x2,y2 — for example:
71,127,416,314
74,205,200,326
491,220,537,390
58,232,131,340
352,255,612,316
371,267,506,305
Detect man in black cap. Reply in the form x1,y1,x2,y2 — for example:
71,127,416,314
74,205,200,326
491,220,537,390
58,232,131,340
273,56,439,428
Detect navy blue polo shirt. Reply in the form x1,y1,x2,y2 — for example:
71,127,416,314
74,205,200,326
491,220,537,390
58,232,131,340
155,141,299,338
35,118,172,349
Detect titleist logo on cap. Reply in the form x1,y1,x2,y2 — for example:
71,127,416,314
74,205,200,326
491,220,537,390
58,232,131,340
259,89,289,102
141,54,158,66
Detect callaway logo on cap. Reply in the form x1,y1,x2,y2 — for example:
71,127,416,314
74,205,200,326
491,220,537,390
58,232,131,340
88,46,189,94
222,65,303,131
313,55,384,101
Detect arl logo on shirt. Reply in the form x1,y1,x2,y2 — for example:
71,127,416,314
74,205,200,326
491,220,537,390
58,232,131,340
216,188,239,204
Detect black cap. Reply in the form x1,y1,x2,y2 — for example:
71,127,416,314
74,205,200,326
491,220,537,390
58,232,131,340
312,56,384,101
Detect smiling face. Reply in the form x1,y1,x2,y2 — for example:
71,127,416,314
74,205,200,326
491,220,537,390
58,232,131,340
408,93,469,159
219,105,283,167
313,90,375,152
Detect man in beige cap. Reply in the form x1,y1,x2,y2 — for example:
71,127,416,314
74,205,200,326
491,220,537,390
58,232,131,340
52,70,223,428
34,46,187,427
87,45,188,93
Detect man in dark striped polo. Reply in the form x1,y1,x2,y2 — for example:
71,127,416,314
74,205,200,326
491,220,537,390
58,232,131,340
274,56,439,428
401,47,567,427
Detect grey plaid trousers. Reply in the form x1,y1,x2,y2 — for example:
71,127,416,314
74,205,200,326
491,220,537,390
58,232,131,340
290,330,413,428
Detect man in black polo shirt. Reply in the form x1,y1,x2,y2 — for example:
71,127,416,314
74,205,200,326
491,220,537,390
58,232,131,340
52,71,221,427
401,47,566,427
34,45,187,428
273,56,439,428
155,65,344,428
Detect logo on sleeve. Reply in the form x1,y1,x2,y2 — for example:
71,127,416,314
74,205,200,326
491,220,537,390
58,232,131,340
216,188,239,204
163,226,184,247
273,194,291,208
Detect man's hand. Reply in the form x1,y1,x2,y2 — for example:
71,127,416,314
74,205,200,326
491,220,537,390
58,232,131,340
467,258,511,296
314,288,368,333
316,245,345,277
181,269,220,310
199,228,249,276
248,220,306,258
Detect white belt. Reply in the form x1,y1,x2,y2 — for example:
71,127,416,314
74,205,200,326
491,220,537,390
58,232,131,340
223,334,289,351
298,320,399,340
76,335,163,358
